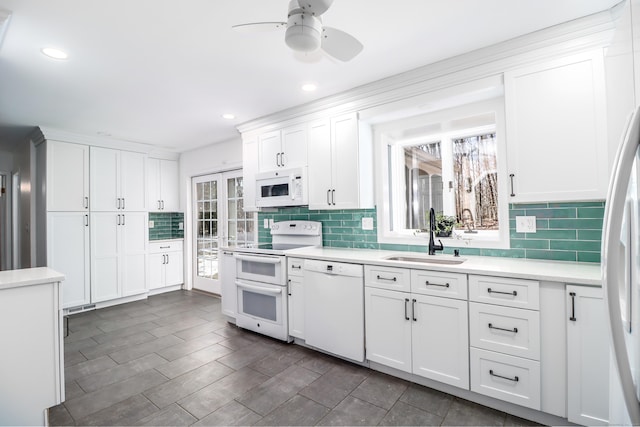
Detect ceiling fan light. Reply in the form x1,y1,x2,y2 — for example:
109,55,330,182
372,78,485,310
285,13,322,52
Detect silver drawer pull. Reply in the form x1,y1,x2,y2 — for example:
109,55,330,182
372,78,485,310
426,281,449,288
377,275,397,282
487,288,517,296
488,323,518,333
291,265,302,270
489,369,519,382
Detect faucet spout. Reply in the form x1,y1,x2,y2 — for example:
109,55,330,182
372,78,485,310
428,208,444,256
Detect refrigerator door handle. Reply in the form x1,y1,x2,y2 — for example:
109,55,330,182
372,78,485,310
603,106,640,425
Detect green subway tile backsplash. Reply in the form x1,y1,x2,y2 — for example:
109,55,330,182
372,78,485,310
258,201,604,263
149,212,184,240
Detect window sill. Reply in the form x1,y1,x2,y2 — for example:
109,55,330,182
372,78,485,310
377,229,510,250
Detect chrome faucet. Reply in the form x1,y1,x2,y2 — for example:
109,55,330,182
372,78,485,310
428,208,444,256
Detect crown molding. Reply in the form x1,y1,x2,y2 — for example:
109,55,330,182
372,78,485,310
38,126,156,153
237,6,617,134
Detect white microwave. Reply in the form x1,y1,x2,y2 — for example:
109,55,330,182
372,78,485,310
255,167,308,207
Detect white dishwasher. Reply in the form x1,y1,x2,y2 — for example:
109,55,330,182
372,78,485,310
303,259,365,362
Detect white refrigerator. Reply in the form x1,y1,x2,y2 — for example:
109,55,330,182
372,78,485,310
603,105,640,426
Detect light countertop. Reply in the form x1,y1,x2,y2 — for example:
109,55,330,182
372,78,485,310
0,267,65,291
286,247,601,286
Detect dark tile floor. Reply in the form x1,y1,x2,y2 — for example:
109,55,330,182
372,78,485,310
49,290,540,426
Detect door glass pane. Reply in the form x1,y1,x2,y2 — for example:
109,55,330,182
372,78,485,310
196,180,219,280
226,176,256,246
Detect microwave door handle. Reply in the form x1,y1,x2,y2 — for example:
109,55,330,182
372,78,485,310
235,254,282,264
235,280,283,295
291,174,296,200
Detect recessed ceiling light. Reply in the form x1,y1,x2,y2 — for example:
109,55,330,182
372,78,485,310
41,47,68,60
222,113,235,120
302,83,317,92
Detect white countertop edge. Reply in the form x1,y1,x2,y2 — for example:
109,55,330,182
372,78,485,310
285,247,602,287
0,267,65,290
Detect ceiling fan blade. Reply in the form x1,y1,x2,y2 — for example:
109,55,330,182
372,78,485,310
321,26,363,61
232,22,286,33
299,0,333,16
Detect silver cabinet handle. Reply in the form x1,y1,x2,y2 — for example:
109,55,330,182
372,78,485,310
412,298,417,321
117,214,121,225
509,173,515,197
489,369,519,382
116,198,121,209
569,291,577,321
425,281,449,288
84,214,89,227
404,298,410,321
280,152,285,167
488,323,518,333
287,279,292,296
165,254,169,264
84,196,89,209
487,288,517,296
326,189,331,206
331,189,336,205
161,200,165,210
122,214,125,226
122,198,125,210
157,200,161,210
276,152,281,167
377,275,397,282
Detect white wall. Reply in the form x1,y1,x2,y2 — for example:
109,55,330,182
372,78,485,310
179,136,243,289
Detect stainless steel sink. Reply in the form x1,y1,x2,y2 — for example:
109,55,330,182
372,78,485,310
383,255,466,265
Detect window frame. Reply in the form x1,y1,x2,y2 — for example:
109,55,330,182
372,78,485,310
373,97,510,249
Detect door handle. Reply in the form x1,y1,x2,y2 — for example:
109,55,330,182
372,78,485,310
276,152,281,167
287,279,292,296
404,298,410,320
122,214,125,226
331,189,336,205
117,214,121,226
280,152,285,167
84,196,89,209
122,198,125,210
165,254,169,264
161,200,165,210
326,189,331,205
116,198,121,209
84,214,89,227
569,291,577,321
412,298,417,321
509,173,515,197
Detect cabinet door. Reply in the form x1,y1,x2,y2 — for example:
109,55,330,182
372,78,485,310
364,287,412,373
220,251,237,317
331,113,360,209
412,294,469,389
90,147,119,211
160,160,179,211
307,119,333,209
120,151,147,211
566,285,609,426
164,250,183,286
281,125,307,169
47,212,90,308
120,212,148,296
148,252,165,290
505,51,608,202
288,275,305,339
147,158,162,212
258,130,282,171
90,213,120,302
46,141,89,211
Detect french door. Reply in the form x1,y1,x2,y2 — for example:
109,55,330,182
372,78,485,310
192,170,256,294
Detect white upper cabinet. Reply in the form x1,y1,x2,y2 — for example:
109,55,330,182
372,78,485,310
46,141,89,211
90,147,147,211
504,50,608,202
258,124,307,172
308,113,373,210
148,158,179,212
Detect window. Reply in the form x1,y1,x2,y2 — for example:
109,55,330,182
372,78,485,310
375,98,509,249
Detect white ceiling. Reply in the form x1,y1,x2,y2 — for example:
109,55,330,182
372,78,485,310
0,0,621,153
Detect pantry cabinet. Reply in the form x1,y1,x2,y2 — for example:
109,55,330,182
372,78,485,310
258,124,307,172
148,158,179,212
47,212,90,309
504,50,608,202
148,240,183,291
308,113,373,210
90,212,148,302
566,285,609,426
364,265,469,389
46,141,89,211
90,147,147,211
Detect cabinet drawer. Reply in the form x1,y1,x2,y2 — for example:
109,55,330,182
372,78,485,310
470,347,541,410
288,258,305,277
365,265,410,292
149,241,183,254
411,270,467,300
469,302,540,360
469,275,539,310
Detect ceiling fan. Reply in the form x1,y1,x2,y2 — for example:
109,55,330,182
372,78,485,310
232,0,363,62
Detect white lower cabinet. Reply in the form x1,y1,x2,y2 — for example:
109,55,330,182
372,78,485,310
566,285,609,426
91,212,148,302
287,258,305,339
148,241,183,291
364,265,469,389
47,212,90,309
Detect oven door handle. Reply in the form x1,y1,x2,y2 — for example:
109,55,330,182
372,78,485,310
236,280,283,295
235,254,282,264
